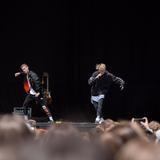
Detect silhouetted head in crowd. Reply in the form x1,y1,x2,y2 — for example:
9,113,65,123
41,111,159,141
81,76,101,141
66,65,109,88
41,123,105,160
0,114,34,146
99,121,146,160
116,139,160,160
131,118,160,142
149,121,160,132
148,121,160,143
80,131,91,142
0,145,19,160
96,119,118,132
109,121,147,144
0,141,49,160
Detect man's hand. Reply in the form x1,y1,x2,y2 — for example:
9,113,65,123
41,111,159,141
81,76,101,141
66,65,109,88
120,85,124,90
120,80,125,90
15,72,21,77
35,92,40,97
95,73,102,79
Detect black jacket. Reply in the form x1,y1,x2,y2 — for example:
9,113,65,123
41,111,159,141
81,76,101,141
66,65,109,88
88,71,124,96
23,71,42,94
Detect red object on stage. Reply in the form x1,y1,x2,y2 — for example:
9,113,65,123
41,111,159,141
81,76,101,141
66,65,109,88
24,80,30,93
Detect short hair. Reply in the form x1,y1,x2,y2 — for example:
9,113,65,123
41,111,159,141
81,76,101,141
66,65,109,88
20,63,28,69
99,63,106,70
96,64,101,70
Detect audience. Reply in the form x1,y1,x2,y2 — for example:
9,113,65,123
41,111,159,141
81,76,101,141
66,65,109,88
1,114,160,160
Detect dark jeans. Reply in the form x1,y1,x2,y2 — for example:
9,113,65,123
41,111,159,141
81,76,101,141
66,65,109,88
92,98,104,117
23,94,51,117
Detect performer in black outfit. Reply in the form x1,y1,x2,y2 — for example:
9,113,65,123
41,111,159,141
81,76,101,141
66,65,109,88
15,63,54,122
88,63,125,124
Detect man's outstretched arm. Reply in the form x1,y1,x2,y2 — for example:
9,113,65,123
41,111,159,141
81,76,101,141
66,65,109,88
109,73,125,90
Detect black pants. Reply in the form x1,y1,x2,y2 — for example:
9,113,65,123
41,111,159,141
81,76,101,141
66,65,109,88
23,94,52,117
92,98,104,117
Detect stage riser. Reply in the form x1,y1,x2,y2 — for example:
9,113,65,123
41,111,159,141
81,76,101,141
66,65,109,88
36,122,97,131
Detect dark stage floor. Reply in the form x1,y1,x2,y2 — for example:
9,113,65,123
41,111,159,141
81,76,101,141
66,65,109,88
36,121,97,130
28,117,98,131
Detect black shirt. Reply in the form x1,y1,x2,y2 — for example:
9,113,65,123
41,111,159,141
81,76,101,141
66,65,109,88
88,71,124,96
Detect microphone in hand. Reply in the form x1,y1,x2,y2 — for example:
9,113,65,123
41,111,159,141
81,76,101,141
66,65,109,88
95,73,102,79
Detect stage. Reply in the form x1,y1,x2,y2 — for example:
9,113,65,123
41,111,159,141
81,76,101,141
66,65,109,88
35,121,98,131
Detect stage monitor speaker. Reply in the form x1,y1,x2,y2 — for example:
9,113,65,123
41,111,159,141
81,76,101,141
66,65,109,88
13,107,32,118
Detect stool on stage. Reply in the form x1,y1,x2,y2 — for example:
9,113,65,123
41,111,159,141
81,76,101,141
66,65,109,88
13,107,32,118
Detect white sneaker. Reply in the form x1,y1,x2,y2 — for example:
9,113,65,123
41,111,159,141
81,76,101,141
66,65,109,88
95,116,100,123
49,116,54,122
